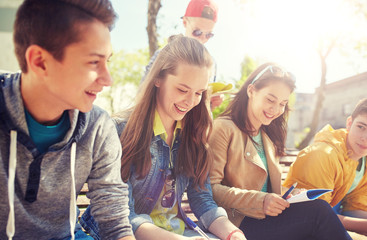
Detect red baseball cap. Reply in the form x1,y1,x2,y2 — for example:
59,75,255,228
184,0,218,23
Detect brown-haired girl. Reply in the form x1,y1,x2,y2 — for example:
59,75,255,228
209,63,352,240
81,36,246,240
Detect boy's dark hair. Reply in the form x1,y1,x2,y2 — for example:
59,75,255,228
352,98,367,119
14,0,117,73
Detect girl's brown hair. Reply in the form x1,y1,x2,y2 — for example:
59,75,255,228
221,62,296,156
117,35,213,188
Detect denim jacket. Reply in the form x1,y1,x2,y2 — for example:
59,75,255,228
80,117,226,238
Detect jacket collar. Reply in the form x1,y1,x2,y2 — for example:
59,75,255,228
0,72,86,149
243,131,277,168
243,130,281,193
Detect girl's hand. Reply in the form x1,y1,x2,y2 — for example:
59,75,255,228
263,193,290,216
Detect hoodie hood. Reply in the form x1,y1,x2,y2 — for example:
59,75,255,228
313,124,351,162
0,72,87,148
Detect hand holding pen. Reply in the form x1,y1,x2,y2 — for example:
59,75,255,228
282,182,298,199
263,182,298,217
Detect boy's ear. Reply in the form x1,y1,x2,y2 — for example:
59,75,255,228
346,116,353,130
25,45,47,76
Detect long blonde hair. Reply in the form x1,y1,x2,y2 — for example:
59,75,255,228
118,35,213,188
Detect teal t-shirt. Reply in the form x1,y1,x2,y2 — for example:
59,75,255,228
25,110,70,154
252,130,269,192
333,156,366,214
347,156,366,194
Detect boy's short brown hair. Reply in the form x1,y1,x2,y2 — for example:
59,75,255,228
352,98,367,119
14,0,117,73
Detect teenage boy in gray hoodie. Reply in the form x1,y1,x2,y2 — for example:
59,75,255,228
0,0,134,240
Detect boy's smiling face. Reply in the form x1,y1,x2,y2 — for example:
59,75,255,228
43,20,113,113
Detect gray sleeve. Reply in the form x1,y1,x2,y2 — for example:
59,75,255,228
86,116,133,239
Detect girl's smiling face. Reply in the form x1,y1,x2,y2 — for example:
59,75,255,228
155,62,209,130
347,113,367,160
247,80,291,133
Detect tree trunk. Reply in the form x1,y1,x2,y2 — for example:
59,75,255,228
297,40,336,150
147,0,161,57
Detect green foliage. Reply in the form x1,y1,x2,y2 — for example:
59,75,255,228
100,48,150,114
98,38,169,115
236,56,258,88
212,55,257,118
108,48,150,87
212,95,232,119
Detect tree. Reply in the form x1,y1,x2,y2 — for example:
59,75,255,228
97,0,164,115
297,0,367,149
297,38,336,150
147,0,161,57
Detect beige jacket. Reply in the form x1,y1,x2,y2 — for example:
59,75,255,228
209,117,282,227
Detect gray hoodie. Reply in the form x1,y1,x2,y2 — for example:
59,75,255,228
0,72,132,239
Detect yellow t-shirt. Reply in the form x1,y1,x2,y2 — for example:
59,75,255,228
150,111,185,234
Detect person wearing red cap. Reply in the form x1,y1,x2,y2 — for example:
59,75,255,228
182,0,218,44
142,0,225,110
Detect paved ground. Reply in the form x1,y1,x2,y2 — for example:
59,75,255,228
348,231,367,240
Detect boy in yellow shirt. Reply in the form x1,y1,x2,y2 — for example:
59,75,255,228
284,98,367,235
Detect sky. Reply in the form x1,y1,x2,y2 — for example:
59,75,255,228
109,0,367,93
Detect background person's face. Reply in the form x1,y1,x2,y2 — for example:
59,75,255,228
183,17,215,44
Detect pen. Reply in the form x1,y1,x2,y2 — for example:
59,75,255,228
186,217,210,239
282,182,298,199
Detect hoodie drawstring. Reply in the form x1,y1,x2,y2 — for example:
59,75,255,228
7,130,17,240
69,142,77,240
6,132,78,240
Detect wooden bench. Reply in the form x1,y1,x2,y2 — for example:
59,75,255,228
77,183,90,219
280,152,298,182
